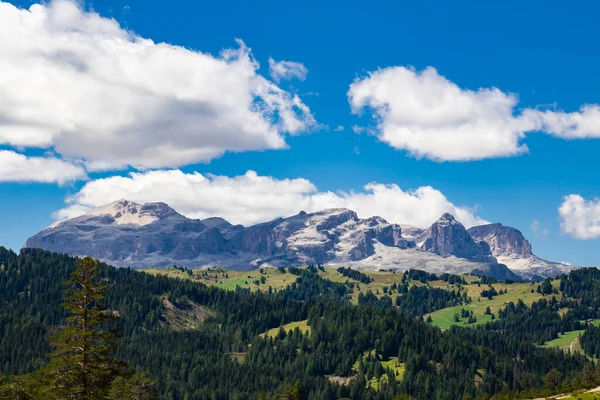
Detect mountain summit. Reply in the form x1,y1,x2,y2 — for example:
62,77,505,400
49,200,180,229
25,201,572,280
420,213,496,263
467,223,576,281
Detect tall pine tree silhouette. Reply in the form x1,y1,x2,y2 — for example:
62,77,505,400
45,257,123,399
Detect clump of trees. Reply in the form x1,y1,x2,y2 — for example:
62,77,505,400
336,267,373,284
480,286,498,300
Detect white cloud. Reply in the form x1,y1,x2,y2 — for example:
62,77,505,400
352,125,366,134
0,150,86,184
268,57,308,83
349,66,600,161
334,125,345,132
0,0,316,170
559,194,600,239
530,219,549,238
523,105,600,139
310,183,488,228
54,170,487,228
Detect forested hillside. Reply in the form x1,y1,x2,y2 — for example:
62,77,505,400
2,247,600,399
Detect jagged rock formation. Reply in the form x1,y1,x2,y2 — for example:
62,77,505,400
420,213,497,263
468,223,575,281
468,223,532,258
24,200,567,280
200,217,244,239
28,200,228,266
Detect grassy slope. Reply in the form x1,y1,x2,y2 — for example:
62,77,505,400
143,266,298,293
542,330,584,352
541,321,600,355
317,268,421,305
351,350,405,390
537,386,600,399
145,266,417,305
261,320,311,339
426,280,560,329
144,266,565,332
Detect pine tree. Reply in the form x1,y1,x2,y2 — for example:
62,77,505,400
45,257,123,399
108,373,157,400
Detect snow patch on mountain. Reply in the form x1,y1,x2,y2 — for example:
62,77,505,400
467,223,578,280
49,199,169,229
25,200,577,280
329,242,519,281
495,255,577,281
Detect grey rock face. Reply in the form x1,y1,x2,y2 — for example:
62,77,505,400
200,218,244,239
25,203,417,269
467,222,578,280
25,200,227,266
467,223,532,258
24,200,572,279
419,213,497,263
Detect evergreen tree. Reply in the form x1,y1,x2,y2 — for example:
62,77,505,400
45,257,123,399
108,373,157,400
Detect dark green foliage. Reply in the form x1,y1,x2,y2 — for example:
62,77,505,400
336,267,373,284
480,286,498,300
394,285,463,315
406,269,437,283
440,273,466,285
581,325,600,358
537,278,555,295
2,247,600,399
0,313,48,375
280,270,349,302
108,373,158,400
476,276,498,285
45,257,123,399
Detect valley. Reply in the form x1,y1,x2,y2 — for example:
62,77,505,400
3,246,600,399
143,265,560,321
2,2,598,399
146,263,600,361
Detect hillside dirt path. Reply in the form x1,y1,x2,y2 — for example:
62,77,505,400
530,385,600,399
568,337,579,353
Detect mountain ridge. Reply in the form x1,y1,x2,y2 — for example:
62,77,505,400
24,200,574,280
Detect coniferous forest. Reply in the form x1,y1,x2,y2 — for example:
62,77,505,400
3,247,600,399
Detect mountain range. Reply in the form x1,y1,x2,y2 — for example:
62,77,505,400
24,200,576,281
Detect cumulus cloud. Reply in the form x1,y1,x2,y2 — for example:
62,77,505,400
349,66,600,161
530,219,549,238
310,183,488,228
559,194,600,239
0,150,86,184
523,105,600,139
268,57,308,83
54,170,487,228
0,0,316,170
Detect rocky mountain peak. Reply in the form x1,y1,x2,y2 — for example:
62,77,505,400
468,223,533,258
201,217,234,228
24,200,573,279
201,217,244,239
438,212,457,222
421,213,496,263
84,199,179,226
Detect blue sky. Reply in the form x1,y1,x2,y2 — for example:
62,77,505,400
1,0,600,266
